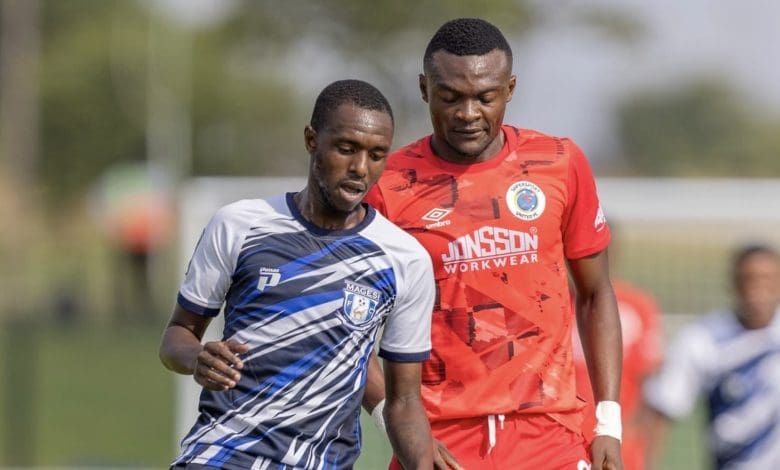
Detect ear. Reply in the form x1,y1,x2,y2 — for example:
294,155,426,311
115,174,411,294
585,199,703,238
304,125,317,153
506,75,517,102
418,73,429,103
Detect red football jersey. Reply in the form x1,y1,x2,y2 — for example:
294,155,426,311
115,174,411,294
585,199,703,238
573,280,663,470
366,125,610,430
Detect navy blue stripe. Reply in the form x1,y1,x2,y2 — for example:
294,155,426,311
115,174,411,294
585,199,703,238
378,349,430,362
178,293,221,317
716,420,778,467
286,192,376,237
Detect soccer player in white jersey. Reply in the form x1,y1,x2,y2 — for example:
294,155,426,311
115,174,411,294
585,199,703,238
159,79,435,470
643,244,780,469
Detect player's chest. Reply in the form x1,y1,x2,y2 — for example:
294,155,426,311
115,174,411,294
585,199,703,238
231,233,396,328
388,168,568,276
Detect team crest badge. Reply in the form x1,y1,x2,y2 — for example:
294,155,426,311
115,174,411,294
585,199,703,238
506,181,546,221
342,281,380,324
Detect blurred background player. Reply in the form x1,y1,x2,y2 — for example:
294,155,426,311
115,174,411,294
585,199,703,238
364,18,623,470
643,243,780,469
159,79,436,469
572,237,664,470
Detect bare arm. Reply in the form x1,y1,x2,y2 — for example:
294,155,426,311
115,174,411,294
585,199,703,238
159,304,248,391
383,360,433,470
570,249,623,470
362,352,386,413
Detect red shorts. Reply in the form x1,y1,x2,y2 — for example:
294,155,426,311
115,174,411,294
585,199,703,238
389,413,590,470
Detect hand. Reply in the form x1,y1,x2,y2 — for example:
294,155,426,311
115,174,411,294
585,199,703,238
590,436,623,470
433,439,463,470
193,339,250,391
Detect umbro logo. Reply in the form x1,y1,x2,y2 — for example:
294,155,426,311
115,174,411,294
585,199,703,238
422,208,453,229
422,208,452,222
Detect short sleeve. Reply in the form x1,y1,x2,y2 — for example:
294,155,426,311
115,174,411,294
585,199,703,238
178,206,240,316
643,324,713,419
378,252,434,362
562,141,611,259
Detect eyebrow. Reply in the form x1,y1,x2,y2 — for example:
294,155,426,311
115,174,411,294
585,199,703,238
334,136,390,152
434,83,502,95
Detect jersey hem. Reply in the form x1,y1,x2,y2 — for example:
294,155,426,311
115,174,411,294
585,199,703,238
378,348,431,362
177,292,221,317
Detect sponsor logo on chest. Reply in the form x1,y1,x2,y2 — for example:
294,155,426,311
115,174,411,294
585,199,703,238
441,226,539,273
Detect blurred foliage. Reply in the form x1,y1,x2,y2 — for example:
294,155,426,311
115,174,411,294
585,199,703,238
617,79,780,176
34,0,539,208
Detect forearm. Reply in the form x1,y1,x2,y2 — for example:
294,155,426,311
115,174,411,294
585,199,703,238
159,324,204,375
362,352,386,412
385,395,434,470
577,287,622,402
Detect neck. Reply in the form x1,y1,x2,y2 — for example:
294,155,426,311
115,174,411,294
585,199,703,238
431,130,506,164
294,188,365,231
736,304,776,330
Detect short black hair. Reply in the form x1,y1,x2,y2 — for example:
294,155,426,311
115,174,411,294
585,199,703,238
310,79,393,132
733,243,780,273
424,18,512,70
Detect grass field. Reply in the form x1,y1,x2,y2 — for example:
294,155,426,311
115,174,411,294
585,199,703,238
0,324,707,469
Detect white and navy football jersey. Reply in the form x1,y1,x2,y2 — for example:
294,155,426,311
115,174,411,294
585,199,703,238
644,309,780,469
173,193,434,470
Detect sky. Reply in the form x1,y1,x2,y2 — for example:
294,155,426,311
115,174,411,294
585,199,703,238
510,0,780,162
150,0,780,165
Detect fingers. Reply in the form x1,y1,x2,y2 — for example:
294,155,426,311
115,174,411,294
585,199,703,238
194,340,248,391
589,436,623,470
431,439,463,470
226,339,251,359
590,446,605,470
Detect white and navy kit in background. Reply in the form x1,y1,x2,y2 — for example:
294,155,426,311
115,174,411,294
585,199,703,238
644,309,780,469
173,193,434,470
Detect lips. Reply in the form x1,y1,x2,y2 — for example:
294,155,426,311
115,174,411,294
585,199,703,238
453,128,484,137
340,180,366,195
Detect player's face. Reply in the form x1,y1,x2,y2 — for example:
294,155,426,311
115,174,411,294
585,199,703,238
305,103,393,215
420,49,515,162
735,252,780,329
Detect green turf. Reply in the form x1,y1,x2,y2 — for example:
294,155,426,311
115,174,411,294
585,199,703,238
0,325,709,469
1,325,173,467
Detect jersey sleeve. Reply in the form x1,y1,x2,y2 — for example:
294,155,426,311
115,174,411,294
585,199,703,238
643,324,712,419
562,140,611,259
177,206,240,316
378,249,434,362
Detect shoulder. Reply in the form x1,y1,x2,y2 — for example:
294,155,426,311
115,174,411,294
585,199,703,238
671,310,734,358
361,211,432,266
209,196,287,230
696,309,745,343
506,126,589,169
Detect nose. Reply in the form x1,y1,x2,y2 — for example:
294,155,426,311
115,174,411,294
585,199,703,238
455,99,480,123
348,152,368,178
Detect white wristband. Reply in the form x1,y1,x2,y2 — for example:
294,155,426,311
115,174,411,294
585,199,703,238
370,399,388,438
594,401,622,442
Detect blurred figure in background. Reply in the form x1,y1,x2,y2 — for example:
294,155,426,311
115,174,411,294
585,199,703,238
643,243,780,469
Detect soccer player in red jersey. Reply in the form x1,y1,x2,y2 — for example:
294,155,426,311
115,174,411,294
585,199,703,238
362,18,623,470
573,279,663,470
